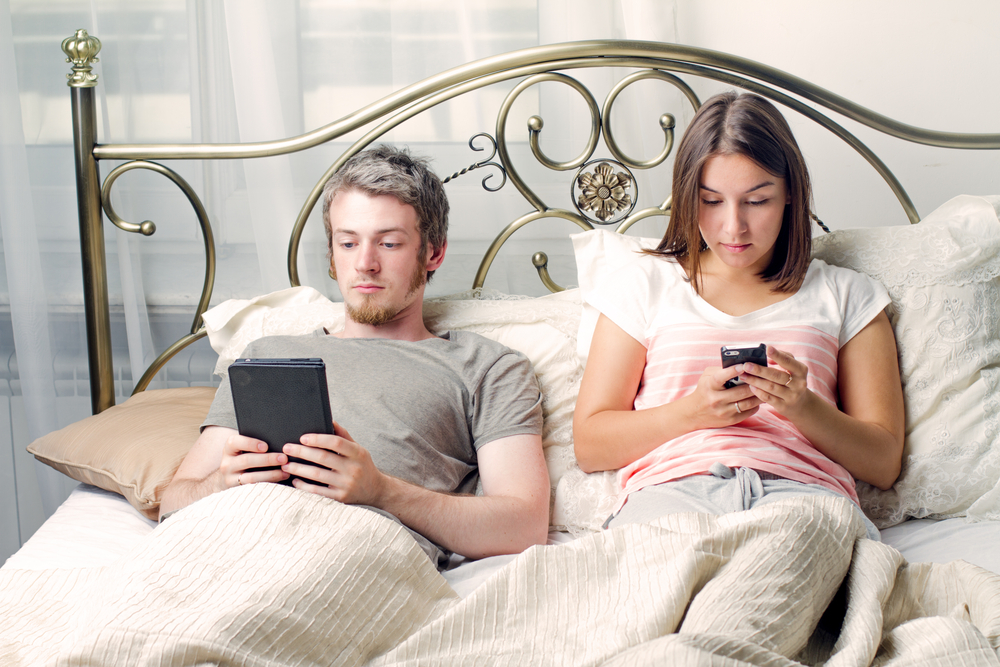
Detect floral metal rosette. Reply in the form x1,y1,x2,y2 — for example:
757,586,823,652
574,160,636,225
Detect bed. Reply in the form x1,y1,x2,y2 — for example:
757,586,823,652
1,30,999,665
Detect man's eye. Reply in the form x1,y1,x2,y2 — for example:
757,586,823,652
340,242,356,249
382,242,398,249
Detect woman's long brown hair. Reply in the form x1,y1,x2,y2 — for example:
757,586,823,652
646,92,813,295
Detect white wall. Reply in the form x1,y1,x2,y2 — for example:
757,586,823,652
541,0,1000,229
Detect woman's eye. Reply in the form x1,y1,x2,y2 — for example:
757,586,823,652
701,199,722,206
748,199,770,207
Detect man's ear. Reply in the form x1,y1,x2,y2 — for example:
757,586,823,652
425,241,447,272
328,255,338,281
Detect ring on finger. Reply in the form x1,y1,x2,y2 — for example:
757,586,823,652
784,375,792,386
237,473,243,486
735,401,742,414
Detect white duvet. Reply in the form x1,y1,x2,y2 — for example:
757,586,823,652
1,483,998,666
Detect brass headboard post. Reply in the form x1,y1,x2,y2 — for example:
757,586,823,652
64,29,114,414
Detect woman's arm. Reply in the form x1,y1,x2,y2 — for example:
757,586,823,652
572,313,761,473
741,311,905,489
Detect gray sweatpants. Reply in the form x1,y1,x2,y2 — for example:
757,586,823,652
605,464,881,541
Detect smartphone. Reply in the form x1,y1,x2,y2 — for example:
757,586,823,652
228,358,334,486
721,344,767,389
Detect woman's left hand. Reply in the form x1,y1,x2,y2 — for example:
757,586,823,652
740,345,809,417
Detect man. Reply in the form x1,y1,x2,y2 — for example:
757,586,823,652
159,145,550,568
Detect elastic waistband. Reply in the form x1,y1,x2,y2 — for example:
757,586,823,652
707,463,786,483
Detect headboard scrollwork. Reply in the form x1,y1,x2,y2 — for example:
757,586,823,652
65,32,1000,412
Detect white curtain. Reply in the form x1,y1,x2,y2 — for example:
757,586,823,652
1,0,62,553
0,0,679,556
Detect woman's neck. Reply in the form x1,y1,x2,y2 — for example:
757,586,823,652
690,253,797,317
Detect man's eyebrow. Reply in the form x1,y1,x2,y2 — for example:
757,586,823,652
699,181,775,195
333,226,409,235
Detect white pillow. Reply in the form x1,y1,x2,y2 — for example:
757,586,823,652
203,286,346,377
201,287,612,532
813,194,1000,526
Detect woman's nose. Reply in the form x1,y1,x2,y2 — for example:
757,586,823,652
722,204,746,236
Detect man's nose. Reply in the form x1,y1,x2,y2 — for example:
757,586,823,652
356,243,379,272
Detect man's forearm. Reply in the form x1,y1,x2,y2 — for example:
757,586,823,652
376,475,549,560
159,471,222,520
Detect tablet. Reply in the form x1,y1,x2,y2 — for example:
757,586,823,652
229,357,334,485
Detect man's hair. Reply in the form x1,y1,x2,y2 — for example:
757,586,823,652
648,91,813,294
321,145,449,279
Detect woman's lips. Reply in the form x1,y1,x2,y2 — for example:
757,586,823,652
722,243,750,253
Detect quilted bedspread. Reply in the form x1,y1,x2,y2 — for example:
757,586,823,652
1,483,998,666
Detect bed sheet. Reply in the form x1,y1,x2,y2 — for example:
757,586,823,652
5,484,1000,581
2,484,157,570
880,517,1000,574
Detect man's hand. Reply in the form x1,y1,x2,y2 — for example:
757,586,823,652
280,425,549,560
163,424,549,560
220,433,290,489
280,423,388,506
159,425,289,519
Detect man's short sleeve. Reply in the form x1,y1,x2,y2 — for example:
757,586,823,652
200,340,263,431
202,381,238,431
469,349,543,451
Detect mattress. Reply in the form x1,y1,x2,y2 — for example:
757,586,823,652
5,483,999,585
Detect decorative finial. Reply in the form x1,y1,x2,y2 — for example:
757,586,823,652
62,29,101,88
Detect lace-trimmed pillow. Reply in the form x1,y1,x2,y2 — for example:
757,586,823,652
813,195,1000,526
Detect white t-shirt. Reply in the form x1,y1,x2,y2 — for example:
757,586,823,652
584,241,890,506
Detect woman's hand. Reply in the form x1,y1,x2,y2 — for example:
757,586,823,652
738,345,808,417
574,314,769,472
737,320,905,491
690,364,763,425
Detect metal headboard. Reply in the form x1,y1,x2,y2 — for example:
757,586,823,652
62,30,1000,414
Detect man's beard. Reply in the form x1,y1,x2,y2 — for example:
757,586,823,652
345,257,427,327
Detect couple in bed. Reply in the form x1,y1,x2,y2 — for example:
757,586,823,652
161,93,903,653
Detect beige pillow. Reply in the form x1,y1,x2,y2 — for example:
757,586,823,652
28,386,217,520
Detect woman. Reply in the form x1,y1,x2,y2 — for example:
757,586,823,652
573,92,904,540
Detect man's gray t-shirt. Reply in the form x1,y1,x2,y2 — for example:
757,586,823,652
204,329,543,568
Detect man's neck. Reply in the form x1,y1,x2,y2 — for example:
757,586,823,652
335,299,437,341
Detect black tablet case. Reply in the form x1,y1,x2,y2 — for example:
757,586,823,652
229,358,334,486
